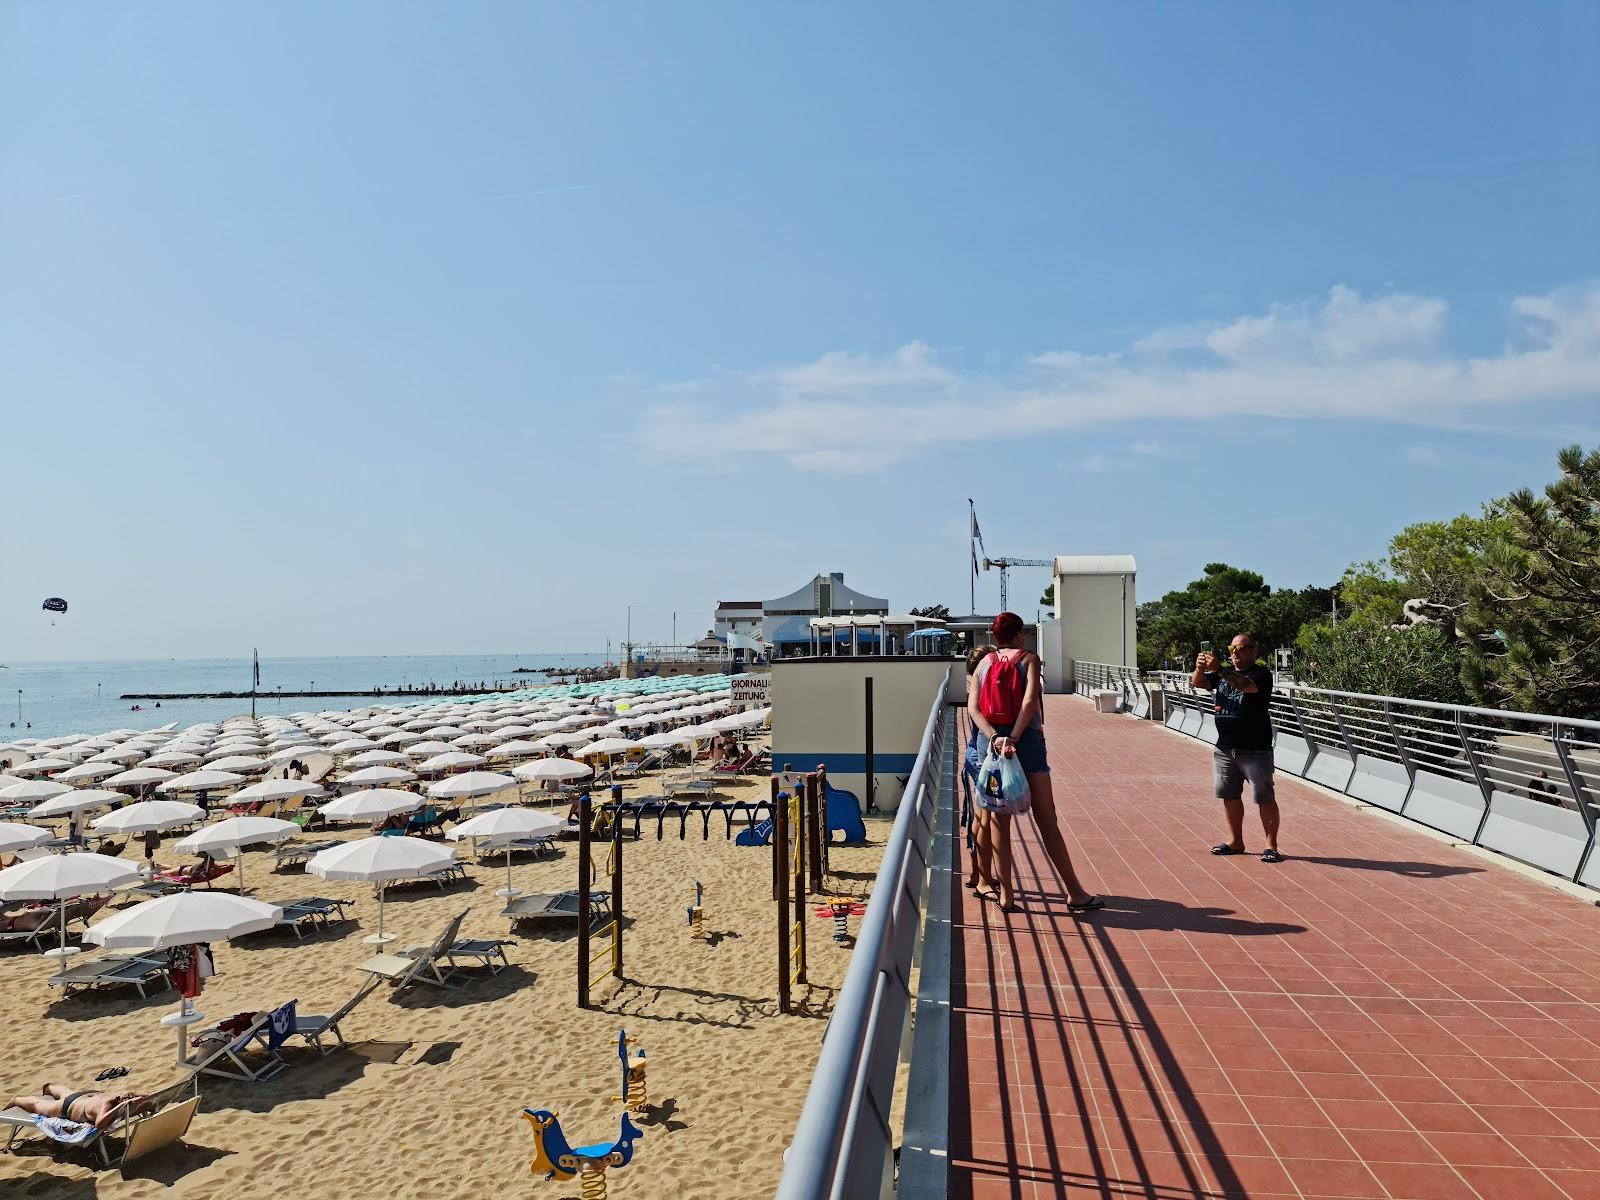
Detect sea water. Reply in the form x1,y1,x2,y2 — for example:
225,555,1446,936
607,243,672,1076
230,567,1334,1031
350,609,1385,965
0,653,610,741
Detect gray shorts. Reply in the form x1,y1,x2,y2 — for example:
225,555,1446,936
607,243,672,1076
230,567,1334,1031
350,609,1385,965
1213,749,1276,803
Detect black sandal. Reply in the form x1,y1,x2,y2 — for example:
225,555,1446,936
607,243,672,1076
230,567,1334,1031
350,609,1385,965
94,1066,129,1082
1066,896,1105,912
1210,844,1244,856
1261,848,1284,863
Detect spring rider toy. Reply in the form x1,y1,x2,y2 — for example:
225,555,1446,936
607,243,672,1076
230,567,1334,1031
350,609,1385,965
524,1029,644,1198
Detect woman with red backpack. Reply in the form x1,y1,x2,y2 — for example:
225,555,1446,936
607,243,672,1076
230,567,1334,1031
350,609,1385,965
967,612,1103,913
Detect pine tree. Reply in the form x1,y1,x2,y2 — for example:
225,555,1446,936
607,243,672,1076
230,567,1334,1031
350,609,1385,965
1461,445,1600,718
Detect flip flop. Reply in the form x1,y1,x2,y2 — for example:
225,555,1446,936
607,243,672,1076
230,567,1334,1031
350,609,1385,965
1210,844,1244,856
1261,848,1285,863
94,1066,129,1082
1067,896,1105,912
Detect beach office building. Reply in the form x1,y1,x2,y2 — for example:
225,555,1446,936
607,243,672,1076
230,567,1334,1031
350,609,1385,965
762,572,889,658
712,600,764,646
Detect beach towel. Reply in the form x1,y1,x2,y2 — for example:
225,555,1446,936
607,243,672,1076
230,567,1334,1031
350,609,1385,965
266,1000,297,1052
31,1115,99,1144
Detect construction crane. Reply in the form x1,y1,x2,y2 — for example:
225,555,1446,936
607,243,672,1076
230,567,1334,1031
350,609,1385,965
982,556,1052,611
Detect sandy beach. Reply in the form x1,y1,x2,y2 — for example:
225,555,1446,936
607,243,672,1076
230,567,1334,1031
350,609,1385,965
2,771,881,1199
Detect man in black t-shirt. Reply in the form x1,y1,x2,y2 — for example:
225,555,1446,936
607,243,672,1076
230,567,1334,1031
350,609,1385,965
1192,634,1282,863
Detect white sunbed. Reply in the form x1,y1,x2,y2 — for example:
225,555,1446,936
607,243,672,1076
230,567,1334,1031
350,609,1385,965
181,1008,286,1082
1,1079,200,1170
357,909,469,990
47,953,171,1000
285,976,381,1054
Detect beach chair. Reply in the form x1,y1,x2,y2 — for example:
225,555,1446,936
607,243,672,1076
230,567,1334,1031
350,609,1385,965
273,842,318,870
181,1005,288,1082
0,894,108,953
474,835,556,861
663,774,720,799
612,750,667,781
357,909,469,990
434,934,516,975
152,861,236,890
283,976,380,1054
387,862,467,891
406,805,449,836
47,953,171,999
268,896,355,940
1,1078,199,1170
501,889,611,929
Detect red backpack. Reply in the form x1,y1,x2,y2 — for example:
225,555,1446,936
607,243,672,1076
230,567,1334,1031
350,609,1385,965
978,650,1029,725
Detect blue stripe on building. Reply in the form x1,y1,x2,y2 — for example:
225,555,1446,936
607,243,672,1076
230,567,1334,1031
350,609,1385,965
772,753,919,775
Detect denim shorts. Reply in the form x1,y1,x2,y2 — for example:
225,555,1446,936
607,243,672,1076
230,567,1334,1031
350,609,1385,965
1213,748,1276,803
976,724,1050,776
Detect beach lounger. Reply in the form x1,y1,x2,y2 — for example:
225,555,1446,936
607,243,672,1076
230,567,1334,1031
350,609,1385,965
357,909,469,990
386,862,467,891
181,1004,290,1082
1,895,108,953
418,933,516,975
47,953,171,999
273,842,319,870
268,896,355,940
151,862,236,890
1,1078,199,1170
473,835,556,860
284,977,380,1054
501,889,611,927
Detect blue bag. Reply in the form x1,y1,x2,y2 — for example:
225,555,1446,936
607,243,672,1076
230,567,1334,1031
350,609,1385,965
974,747,1031,815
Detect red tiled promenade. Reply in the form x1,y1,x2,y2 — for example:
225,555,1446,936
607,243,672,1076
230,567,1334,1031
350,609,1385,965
950,695,1600,1200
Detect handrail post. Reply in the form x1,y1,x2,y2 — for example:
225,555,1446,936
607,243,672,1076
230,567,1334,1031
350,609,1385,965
1382,699,1414,778
1454,709,1497,844
1329,694,1360,760
1552,722,1596,835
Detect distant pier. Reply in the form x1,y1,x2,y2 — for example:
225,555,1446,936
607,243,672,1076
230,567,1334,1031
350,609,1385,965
119,684,525,701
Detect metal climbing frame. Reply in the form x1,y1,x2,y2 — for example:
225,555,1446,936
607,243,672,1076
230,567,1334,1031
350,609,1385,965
577,791,623,1009
1156,674,1600,886
774,667,952,1200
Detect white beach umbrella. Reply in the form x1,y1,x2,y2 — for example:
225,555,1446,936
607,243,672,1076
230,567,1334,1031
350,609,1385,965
542,730,592,747
29,789,122,828
172,816,298,893
404,740,454,758
307,836,455,944
104,766,178,791
636,730,684,750
513,758,593,783
345,749,410,768
341,765,418,787
426,770,515,802
228,779,326,805
415,751,486,774
157,770,246,795
57,761,121,784
204,755,269,775
143,752,204,770
447,808,563,896
327,739,380,755
11,757,73,776
577,737,637,760
83,890,283,1063
0,851,143,960
0,824,53,855
486,740,542,761
1,780,72,805
266,746,313,764
91,800,204,836
318,789,422,823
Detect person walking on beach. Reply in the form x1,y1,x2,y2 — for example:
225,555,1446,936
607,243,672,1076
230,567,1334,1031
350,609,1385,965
967,612,1102,912
1196,634,1282,862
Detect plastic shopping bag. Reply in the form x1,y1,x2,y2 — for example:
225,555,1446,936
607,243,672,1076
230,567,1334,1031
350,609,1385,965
975,747,1031,815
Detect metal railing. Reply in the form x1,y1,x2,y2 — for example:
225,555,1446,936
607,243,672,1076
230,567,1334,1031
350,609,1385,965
1074,660,1151,717
774,668,953,1200
1155,672,1600,886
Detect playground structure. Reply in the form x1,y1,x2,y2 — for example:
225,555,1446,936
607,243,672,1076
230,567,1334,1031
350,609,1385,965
576,767,843,1015
815,897,867,943
524,1028,645,1199
686,881,705,941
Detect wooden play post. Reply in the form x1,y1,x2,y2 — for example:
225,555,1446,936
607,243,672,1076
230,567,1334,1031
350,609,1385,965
578,790,592,1008
776,772,791,1014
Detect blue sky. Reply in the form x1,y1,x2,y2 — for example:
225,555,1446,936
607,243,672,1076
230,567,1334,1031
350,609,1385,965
3,3,1597,660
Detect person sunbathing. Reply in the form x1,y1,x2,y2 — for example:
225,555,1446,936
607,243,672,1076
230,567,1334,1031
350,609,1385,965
1,903,57,932
8,1085,154,1130
164,853,221,883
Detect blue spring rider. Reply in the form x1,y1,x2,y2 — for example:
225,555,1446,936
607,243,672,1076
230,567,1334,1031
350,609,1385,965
523,1029,644,1198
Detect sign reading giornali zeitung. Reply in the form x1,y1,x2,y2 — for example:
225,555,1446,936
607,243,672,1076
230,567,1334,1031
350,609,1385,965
731,673,771,710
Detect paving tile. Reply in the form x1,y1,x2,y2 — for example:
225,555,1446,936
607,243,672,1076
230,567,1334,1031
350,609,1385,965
946,697,1600,1197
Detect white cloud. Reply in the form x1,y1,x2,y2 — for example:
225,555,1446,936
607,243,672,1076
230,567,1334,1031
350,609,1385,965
1078,453,1108,472
636,283,1600,472
1405,445,1440,465
1129,440,1165,456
